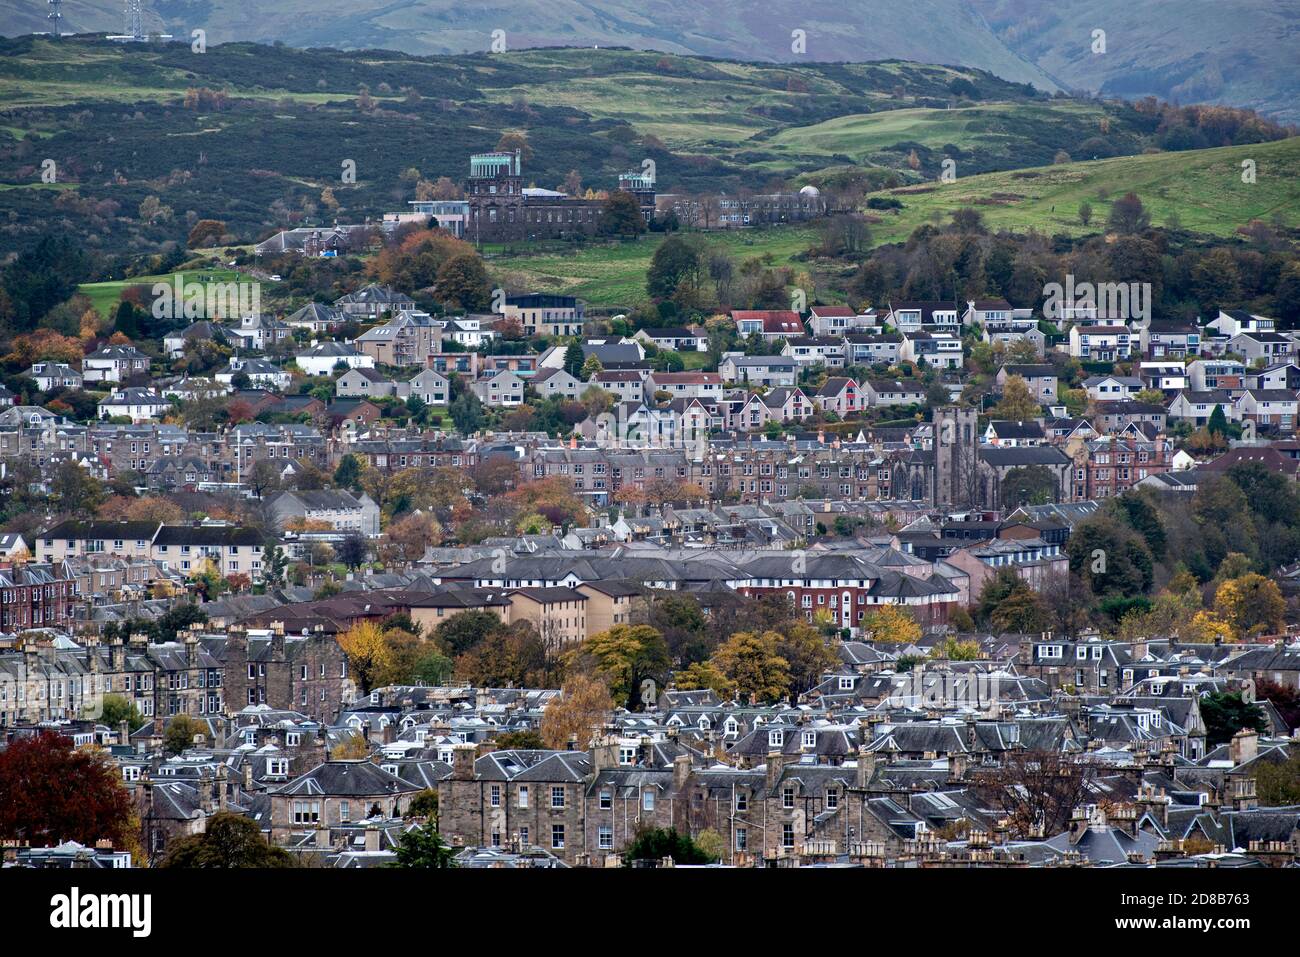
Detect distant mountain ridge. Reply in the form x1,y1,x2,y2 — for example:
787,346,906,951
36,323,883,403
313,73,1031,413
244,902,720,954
1,0,1295,120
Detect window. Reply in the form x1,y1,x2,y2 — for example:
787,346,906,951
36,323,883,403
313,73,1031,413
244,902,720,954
598,826,613,850
642,791,655,812
551,824,565,849
518,785,529,808
599,790,612,809
490,784,501,807
339,801,350,822
519,826,529,845
802,730,816,749
783,786,795,809
826,788,839,809
782,824,795,848
735,792,748,811
292,800,320,824
736,827,747,851
551,786,566,809
768,729,784,748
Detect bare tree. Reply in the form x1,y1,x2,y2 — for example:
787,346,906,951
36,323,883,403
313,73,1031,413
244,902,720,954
970,750,1095,839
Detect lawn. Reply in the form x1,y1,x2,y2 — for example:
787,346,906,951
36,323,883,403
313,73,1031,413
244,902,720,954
79,268,244,320
488,227,820,310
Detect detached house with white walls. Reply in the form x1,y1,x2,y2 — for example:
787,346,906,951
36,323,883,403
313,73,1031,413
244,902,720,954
83,345,150,384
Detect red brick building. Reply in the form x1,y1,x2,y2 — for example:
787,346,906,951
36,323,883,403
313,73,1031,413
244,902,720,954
0,562,77,632
1069,436,1170,500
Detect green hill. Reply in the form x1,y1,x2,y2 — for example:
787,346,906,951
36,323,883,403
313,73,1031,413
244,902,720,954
491,139,1300,309
866,137,1300,243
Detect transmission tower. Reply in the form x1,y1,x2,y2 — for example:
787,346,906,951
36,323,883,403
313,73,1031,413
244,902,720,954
47,0,64,38
126,0,144,41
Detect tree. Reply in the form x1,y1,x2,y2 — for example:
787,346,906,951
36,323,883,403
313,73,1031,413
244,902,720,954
334,453,364,491
623,826,718,865
1253,756,1300,806
453,621,549,687
161,811,291,868
1256,679,1300,734
646,235,701,301
187,219,226,248
380,512,440,565
567,625,670,710
434,610,504,656
262,544,289,588
1066,515,1153,597
775,621,838,695
580,354,603,380
992,376,1041,420
495,130,533,165
392,819,458,868
563,342,585,378
331,733,372,760
434,253,490,311
493,729,545,750
1078,201,1093,227
1107,192,1150,234
406,788,440,822
449,391,484,435
1000,466,1059,508
50,461,105,516
1213,573,1285,639
1207,404,1230,436
600,190,647,237
338,620,392,695
1200,691,1266,747
971,751,1095,839
247,459,282,499
976,569,1050,632
98,693,145,732
540,674,614,749
336,532,369,571
164,714,207,755
673,660,735,698
709,630,790,704
861,605,922,645
0,732,136,851
934,637,981,660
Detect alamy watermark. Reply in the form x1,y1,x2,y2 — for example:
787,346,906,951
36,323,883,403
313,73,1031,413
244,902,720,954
152,276,261,321
1042,274,1151,324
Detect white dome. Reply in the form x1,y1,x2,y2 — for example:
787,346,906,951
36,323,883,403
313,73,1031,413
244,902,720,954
799,185,821,196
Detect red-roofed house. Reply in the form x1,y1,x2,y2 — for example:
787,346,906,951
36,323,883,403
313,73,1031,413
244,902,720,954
731,310,806,341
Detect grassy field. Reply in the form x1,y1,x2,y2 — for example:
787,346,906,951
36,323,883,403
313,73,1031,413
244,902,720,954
79,268,244,320
486,137,1300,310
758,101,1109,170
864,137,1300,243
487,227,820,309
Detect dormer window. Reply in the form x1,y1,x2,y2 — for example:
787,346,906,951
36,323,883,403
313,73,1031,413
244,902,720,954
838,676,854,690
802,730,816,749
267,758,288,776
285,733,300,747
619,747,636,766
768,729,784,748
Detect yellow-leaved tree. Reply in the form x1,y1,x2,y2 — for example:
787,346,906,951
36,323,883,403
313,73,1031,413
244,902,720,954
337,620,393,695
1213,573,1285,640
539,674,615,750
862,605,922,645
709,631,790,704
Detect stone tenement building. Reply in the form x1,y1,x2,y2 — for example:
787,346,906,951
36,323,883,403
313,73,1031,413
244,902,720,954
465,151,655,244
0,626,350,727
